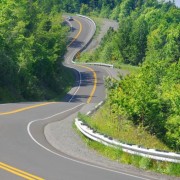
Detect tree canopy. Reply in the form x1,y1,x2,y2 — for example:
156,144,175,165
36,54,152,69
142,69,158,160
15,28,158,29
100,0,180,150
0,0,72,102
76,0,179,150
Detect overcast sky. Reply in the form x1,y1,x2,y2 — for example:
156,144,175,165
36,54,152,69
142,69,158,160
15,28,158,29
166,0,180,7
174,0,180,7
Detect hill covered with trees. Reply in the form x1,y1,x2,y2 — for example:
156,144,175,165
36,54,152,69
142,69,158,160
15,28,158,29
78,0,180,150
0,0,74,102
0,0,121,102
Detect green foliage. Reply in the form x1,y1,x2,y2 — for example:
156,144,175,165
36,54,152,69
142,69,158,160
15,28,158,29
107,59,180,149
77,0,180,149
165,116,180,150
80,102,171,151
78,129,180,176
139,157,152,170
80,4,89,15
1,0,179,152
41,0,122,16
79,0,179,67
0,0,73,102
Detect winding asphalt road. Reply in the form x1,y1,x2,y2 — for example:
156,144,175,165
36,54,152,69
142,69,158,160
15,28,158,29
0,15,160,180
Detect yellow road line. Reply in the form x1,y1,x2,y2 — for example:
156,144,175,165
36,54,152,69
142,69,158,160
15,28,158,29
87,67,97,104
0,102,55,115
0,17,95,116
68,18,97,103
68,18,82,47
0,162,44,180
77,65,97,104
0,17,81,116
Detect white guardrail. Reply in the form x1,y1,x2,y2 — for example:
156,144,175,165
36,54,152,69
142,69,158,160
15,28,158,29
75,101,180,163
74,15,180,163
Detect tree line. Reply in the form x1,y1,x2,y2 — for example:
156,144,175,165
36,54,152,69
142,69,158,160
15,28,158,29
100,0,179,150
0,0,73,102
75,0,179,150
0,0,121,102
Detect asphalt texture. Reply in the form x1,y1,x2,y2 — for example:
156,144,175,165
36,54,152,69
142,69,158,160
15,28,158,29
0,15,178,180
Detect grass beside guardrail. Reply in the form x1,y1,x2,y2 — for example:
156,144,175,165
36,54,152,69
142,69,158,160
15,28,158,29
77,102,180,176
89,16,103,39
76,112,180,176
78,103,172,151
118,63,140,74
77,129,180,176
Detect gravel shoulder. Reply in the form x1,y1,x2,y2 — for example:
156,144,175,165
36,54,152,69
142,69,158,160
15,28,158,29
44,104,178,180
85,18,118,51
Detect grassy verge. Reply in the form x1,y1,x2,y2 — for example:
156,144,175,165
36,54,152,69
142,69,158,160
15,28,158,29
89,16,103,39
76,102,180,177
76,50,140,74
118,63,140,74
78,103,172,151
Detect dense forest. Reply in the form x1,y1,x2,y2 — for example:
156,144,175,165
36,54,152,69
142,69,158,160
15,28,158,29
0,0,73,102
37,0,121,16
0,0,121,102
0,0,179,149
107,1,180,150
79,0,179,150
0,0,118,102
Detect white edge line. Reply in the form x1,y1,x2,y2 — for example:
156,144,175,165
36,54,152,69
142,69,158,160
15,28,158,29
68,70,82,102
64,18,82,103
86,111,91,115
27,104,150,180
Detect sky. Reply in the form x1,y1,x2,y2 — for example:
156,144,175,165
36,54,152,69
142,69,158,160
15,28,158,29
166,0,180,7
174,0,180,7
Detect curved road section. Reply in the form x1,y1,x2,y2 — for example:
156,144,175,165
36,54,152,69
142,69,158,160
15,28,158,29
0,15,160,180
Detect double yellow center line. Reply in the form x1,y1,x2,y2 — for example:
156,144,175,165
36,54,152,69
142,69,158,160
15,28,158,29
0,17,97,179
69,18,97,104
77,64,97,104
68,18,82,47
0,162,44,180
0,102,55,115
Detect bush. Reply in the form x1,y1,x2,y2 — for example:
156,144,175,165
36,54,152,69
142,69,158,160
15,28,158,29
165,115,180,151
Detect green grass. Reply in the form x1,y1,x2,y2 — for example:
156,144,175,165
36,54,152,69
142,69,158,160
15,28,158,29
76,50,140,75
89,16,103,39
118,63,140,74
76,102,180,176
78,102,172,151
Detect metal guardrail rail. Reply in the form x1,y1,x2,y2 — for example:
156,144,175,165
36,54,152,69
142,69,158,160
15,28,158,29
75,101,180,163
76,119,180,163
